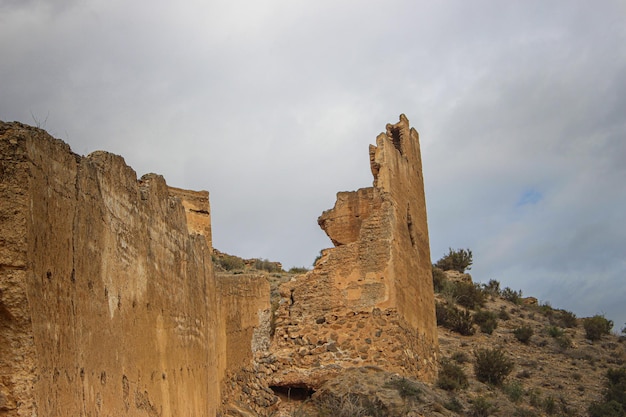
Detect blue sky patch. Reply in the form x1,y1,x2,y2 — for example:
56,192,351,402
517,189,543,207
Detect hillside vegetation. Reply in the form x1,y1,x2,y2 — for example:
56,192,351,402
217,248,626,417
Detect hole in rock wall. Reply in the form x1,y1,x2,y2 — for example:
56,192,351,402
407,206,416,249
269,385,315,402
389,126,403,155
0,290,13,322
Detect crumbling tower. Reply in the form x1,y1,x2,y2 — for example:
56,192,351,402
267,114,438,389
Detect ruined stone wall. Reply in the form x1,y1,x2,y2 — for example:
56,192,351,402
370,114,434,338
268,115,437,389
215,273,270,372
0,122,223,417
169,187,212,246
0,115,439,416
215,274,278,415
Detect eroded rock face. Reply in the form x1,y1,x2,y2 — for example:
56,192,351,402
170,186,212,246
268,115,438,390
0,115,439,417
317,188,378,247
0,122,223,417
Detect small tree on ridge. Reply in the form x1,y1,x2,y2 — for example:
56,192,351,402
434,248,473,273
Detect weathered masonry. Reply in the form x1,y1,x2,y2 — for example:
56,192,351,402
266,114,438,391
0,115,436,416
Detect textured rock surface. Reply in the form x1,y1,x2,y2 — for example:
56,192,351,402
215,273,277,415
0,122,223,417
0,115,439,417
268,115,438,391
169,187,212,246
216,273,271,371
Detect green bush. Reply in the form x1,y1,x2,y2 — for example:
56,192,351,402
479,319,497,335
288,266,309,274
435,302,449,326
436,303,475,336
587,367,626,417
503,381,524,403
473,310,498,335
444,396,463,412
501,287,523,304
605,368,626,410
437,359,469,391
557,309,578,328
215,254,245,270
315,393,387,417
514,326,534,344
555,334,572,350
383,378,422,401
434,248,473,273
452,351,470,364
584,315,613,341
498,308,511,321
383,377,422,402
312,250,323,267
538,302,554,318
451,281,486,310
253,258,282,273
432,266,448,293
453,309,475,336
474,347,514,385
547,326,564,338
481,279,501,296
469,396,495,417
588,400,624,417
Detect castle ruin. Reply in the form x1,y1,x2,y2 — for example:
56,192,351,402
0,115,436,416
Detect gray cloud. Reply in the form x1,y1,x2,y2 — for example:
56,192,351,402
1,0,625,329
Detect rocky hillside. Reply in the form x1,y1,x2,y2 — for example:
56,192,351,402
429,269,625,417
5,120,620,417
217,256,625,417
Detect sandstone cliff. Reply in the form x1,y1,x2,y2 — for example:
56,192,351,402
0,123,228,417
266,114,438,392
0,115,438,417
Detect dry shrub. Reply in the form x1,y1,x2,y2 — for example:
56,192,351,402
584,315,613,341
514,326,534,344
437,359,469,391
474,347,514,386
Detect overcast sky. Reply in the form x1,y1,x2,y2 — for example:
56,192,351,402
1,0,625,330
